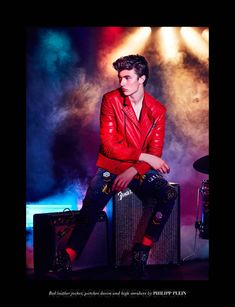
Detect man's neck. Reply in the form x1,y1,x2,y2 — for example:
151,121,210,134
129,88,144,105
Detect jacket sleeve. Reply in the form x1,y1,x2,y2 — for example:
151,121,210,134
99,95,141,161
133,110,166,176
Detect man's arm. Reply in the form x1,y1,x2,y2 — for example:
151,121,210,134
138,153,170,173
112,166,137,192
112,153,170,192
112,110,169,191
134,110,168,175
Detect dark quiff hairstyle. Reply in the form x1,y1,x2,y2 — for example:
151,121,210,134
112,54,149,86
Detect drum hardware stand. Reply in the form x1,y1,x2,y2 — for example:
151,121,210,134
182,187,203,262
183,155,209,262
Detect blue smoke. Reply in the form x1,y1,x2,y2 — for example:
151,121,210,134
27,29,79,201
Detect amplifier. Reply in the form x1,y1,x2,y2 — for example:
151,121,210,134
33,210,109,274
112,183,180,267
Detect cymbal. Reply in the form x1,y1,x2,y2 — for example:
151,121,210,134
193,155,209,174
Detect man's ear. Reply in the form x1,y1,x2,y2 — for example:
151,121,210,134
139,75,146,84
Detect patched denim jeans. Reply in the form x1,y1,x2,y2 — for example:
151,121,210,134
68,168,178,255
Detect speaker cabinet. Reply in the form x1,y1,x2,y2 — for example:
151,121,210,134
112,183,180,267
33,210,109,274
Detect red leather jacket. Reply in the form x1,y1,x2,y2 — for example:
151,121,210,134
96,88,166,176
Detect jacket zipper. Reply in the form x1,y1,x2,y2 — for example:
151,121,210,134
142,120,156,150
124,113,129,147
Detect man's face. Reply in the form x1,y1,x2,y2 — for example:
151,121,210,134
118,68,144,96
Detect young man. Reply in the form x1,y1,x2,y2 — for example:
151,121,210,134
53,54,177,277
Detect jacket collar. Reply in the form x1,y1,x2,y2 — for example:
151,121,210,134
121,91,154,132
122,96,140,130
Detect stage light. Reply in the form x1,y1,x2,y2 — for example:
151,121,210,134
180,27,208,62
157,27,182,64
105,27,152,75
202,28,209,42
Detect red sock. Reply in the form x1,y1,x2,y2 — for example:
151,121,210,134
65,247,77,263
141,236,153,247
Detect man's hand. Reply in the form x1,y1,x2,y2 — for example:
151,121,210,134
139,153,170,174
112,167,137,192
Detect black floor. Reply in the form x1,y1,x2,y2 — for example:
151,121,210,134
27,258,208,281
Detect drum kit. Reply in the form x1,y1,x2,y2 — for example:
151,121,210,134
193,155,209,240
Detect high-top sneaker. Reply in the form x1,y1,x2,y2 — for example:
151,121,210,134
52,249,72,276
131,243,151,278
